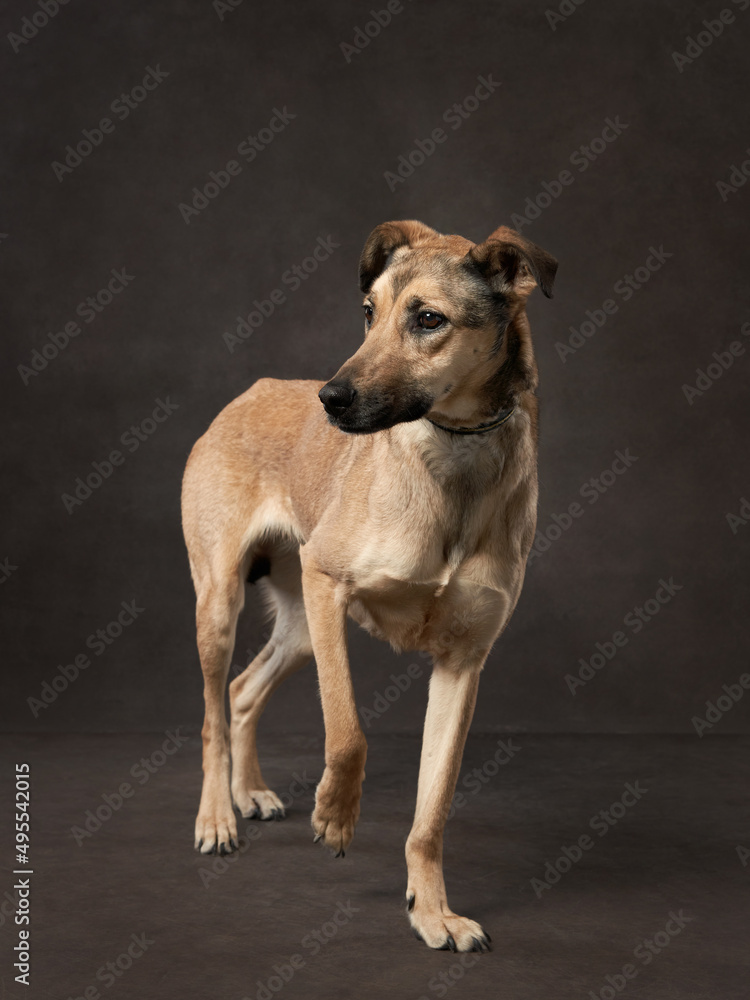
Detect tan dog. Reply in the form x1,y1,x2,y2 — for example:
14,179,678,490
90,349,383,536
181,220,557,951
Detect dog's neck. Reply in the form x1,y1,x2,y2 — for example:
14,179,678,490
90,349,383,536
427,406,516,436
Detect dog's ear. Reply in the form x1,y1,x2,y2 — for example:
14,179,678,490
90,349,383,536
468,226,558,298
359,220,439,293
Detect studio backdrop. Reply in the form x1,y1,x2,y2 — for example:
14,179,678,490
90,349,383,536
3,0,749,737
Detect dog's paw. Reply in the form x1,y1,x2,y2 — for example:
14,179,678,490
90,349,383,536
232,787,286,821
194,806,239,855
406,895,491,952
311,767,363,856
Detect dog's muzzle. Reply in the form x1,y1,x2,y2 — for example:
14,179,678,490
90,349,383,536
319,376,432,434
319,381,356,417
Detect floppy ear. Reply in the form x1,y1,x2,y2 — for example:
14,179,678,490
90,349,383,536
359,220,439,293
468,226,558,298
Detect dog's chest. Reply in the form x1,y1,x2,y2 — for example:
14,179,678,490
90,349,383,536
341,495,496,657
347,481,486,586
340,438,505,588
309,428,520,649
344,525,491,653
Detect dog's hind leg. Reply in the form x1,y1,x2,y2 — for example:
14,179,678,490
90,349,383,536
229,545,312,820
193,568,244,855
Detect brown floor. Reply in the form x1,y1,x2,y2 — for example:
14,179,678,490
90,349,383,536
0,732,747,1000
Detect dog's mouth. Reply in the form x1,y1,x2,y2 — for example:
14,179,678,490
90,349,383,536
320,385,433,435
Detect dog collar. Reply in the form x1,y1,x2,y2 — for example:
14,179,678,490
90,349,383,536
427,406,516,435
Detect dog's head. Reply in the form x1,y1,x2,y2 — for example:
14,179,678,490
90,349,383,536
319,220,557,434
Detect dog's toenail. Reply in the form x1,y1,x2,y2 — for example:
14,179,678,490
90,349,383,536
406,894,415,912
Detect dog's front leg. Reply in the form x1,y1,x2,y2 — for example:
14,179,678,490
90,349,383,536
301,550,366,856
405,657,491,952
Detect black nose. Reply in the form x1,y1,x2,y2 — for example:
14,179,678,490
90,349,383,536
319,382,356,416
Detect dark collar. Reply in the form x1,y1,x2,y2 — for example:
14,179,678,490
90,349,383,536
427,406,516,436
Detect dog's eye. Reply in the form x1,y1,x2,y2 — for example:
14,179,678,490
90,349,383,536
417,311,444,330
363,304,374,325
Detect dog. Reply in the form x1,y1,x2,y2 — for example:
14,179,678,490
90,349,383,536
181,220,557,951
